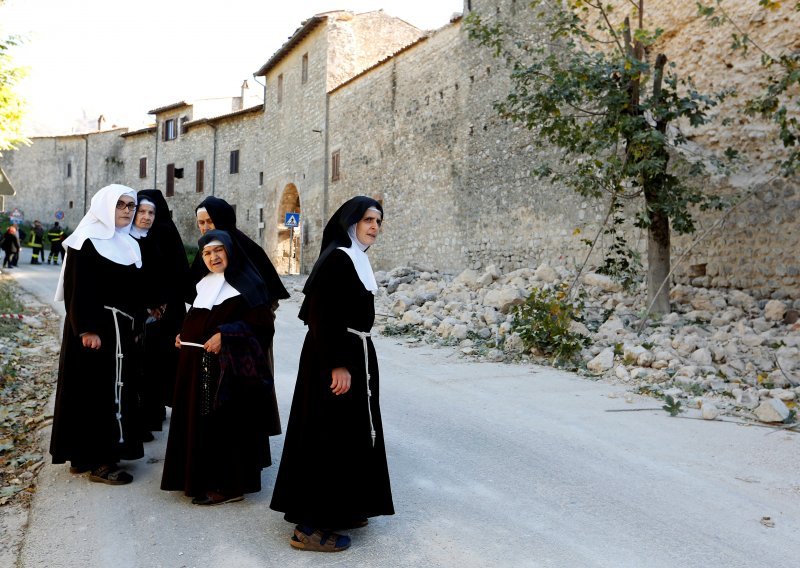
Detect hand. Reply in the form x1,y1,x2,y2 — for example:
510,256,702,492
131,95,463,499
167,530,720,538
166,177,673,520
204,333,222,354
175,334,181,348
82,333,101,350
331,367,351,395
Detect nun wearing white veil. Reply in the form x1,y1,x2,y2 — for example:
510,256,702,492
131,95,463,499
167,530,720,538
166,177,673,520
50,184,145,485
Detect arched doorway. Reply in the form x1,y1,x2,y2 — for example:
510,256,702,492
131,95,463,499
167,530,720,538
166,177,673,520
275,184,301,275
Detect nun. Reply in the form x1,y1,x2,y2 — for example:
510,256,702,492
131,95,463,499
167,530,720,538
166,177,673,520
130,189,190,434
161,230,281,505
50,184,145,485
190,196,289,305
270,196,394,552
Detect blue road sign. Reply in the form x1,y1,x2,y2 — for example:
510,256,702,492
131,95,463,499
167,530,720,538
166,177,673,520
55,210,65,220
285,212,300,228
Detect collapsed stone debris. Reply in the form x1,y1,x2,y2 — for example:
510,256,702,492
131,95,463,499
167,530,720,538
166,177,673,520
369,263,800,427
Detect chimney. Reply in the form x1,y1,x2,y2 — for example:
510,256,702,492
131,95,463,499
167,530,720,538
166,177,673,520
97,114,106,131
233,79,249,111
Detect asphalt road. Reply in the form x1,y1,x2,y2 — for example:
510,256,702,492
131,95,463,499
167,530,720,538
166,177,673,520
7,248,800,567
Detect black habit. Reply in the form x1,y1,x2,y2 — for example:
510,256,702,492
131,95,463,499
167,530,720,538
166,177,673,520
270,197,394,528
134,189,190,426
161,230,281,498
50,240,145,466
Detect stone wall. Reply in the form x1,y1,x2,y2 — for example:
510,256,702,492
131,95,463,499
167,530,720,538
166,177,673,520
1,129,127,230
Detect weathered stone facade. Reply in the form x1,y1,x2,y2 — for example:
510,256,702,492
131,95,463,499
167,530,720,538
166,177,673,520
0,2,797,297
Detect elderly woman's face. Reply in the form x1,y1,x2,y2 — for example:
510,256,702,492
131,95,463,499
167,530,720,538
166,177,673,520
197,209,215,235
355,208,382,247
201,244,228,273
115,195,136,228
134,203,156,230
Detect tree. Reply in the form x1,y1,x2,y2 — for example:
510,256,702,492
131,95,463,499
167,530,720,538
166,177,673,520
466,1,727,314
0,30,28,152
697,0,800,177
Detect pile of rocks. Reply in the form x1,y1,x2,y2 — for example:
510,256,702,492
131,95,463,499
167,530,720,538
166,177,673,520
373,264,800,426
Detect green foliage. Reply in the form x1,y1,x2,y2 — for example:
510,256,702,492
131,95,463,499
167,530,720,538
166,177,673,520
591,202,643,290
0,33,29,152
696,0,800,176
0,278,24,337
185,244,198,265
662,394,683,416
381,323,425,338
784,409,797,424
511,285,589,365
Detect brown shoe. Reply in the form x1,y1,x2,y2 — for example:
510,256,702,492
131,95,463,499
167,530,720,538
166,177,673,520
191,491,244,506
89,464,133,485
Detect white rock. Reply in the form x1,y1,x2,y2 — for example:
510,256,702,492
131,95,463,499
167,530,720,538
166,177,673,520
701,402,721,420
451,324,469,340
533,263,558,283
754,398,791,423
401,310,423,325
764,300,787,321
769,388,797,401
482,307,502,325
582,272,623,292
483,287,525,313
569,321,590,336
588,348,615,373
453,269,482,289
504,333,525,353
690,348,713,366
614,365,631,381
597,317,626,337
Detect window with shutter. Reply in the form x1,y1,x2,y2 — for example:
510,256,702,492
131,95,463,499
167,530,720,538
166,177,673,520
196,160,204,192
331,150,340,181
139,157,147,178
166,163,175,196
230,150,239,174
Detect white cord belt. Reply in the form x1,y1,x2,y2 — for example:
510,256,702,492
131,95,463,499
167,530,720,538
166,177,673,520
104,305,134,443
346,327,376,448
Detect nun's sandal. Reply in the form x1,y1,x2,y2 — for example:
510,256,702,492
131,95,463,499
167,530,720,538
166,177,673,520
290,525,351,552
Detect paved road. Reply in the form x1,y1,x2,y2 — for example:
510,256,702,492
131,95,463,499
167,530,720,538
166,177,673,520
7,250,800,567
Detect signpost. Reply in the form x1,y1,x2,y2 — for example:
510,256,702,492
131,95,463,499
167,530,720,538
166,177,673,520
284,213,301,274
55,210,65,221
9,208,23,224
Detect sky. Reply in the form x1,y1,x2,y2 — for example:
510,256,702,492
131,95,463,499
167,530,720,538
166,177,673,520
1,0,464,136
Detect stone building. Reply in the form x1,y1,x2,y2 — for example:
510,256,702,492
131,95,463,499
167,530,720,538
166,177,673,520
1,1,797,297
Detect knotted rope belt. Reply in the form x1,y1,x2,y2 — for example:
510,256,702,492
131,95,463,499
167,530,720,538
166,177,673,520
104,305,134,443
346,327,376,448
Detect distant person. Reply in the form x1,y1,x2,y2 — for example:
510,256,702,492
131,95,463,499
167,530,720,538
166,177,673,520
130,189,190,436
1,226,20,269
29,220,45,264
270,196,393,552
47,221,66,265
161,229,280,505
50,184,145,485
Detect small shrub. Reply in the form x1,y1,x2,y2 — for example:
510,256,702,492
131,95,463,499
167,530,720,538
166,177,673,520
511,285,589,366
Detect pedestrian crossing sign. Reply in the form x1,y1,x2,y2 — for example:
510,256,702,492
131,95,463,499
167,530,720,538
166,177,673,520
284,212,300,228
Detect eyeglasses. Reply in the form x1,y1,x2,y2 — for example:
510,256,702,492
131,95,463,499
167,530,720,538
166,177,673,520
115,201,136,211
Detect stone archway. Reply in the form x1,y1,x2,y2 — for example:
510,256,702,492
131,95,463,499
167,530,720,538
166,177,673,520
275,184,301,275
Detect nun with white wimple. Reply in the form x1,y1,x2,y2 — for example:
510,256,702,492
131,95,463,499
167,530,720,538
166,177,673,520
270,196,394,553
161,229,280,506
50,184,145,485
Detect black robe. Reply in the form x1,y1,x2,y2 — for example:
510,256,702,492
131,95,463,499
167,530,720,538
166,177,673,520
50,240,145,466
270,249,394,527
134,232,188,425
161,295,280,497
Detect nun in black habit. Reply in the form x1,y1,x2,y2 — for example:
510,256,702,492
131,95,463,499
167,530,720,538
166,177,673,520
130,189,190,432
270,196,393,553
50,184,145,485
190,196,289,305
161,230,281,505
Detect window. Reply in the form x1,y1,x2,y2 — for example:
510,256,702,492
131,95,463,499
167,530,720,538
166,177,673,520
302,53,309,84
163,119,177,141
277,74,284,104
139,157,147,178
331,150,340,181
230,150,240,174
258,171,263,186
66,162,72,178
196,160,205,193
166,163,175,197
180,116,189,135
174,167,184,179
68,200,74,209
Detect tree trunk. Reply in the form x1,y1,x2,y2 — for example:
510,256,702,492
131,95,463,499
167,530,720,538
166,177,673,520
646,207,671,314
